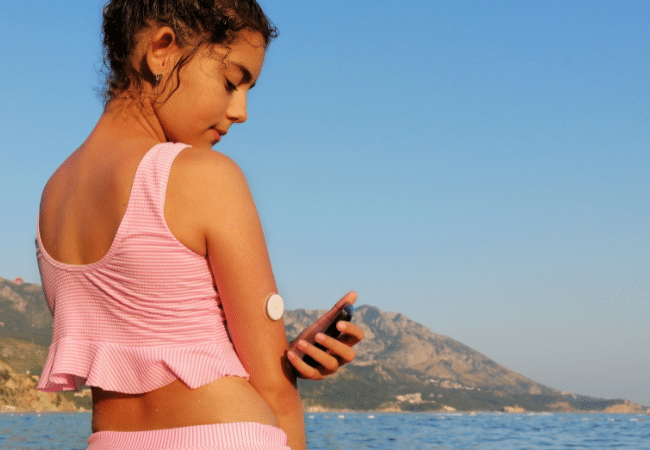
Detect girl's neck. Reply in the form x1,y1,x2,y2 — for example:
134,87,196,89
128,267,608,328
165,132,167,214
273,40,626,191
100,94,167,144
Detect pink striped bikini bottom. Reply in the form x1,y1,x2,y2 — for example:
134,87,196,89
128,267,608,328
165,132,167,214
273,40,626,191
87,422,290,450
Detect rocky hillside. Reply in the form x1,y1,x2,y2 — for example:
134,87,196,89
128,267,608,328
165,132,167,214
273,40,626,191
0,277,52,346
286,307,645,413
0,359,89,412
0,276,645,413
287,306,556,397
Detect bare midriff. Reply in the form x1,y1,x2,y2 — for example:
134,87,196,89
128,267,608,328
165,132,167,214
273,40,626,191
91,376,279,432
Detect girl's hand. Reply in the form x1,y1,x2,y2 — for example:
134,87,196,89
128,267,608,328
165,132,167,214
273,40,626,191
287,320,365,380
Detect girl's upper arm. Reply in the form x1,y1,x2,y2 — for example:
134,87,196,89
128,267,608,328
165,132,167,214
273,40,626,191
189,150,294,390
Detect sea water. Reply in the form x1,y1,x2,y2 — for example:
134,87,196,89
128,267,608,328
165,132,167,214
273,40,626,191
1,412,648,449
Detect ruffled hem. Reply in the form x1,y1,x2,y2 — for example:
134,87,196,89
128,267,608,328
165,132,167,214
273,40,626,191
36,339,249,394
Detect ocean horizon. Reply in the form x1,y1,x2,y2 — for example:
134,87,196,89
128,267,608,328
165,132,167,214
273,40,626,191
2,411,649,449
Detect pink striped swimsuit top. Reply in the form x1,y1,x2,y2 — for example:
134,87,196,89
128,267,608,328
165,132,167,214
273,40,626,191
35,142,249,394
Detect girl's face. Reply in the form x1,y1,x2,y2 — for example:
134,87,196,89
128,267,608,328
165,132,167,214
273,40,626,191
154,30,266,148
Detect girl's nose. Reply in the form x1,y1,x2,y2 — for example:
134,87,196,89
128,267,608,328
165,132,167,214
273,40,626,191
227,92,248,124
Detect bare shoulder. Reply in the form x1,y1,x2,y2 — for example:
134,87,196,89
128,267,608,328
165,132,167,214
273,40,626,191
173,147,243,175
171,147,249,195
166,147,257,248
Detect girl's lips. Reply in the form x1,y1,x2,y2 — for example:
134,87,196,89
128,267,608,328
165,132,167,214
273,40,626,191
212,128,222,143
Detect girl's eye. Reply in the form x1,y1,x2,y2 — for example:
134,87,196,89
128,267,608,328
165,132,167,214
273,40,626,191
226,80,238,92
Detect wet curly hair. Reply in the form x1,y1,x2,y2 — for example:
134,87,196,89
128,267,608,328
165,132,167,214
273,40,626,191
101,0,278,102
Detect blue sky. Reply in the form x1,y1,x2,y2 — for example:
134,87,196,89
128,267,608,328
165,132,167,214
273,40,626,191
1,0,648,406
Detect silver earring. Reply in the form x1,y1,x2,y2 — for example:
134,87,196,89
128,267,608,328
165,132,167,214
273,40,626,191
155,73,163,85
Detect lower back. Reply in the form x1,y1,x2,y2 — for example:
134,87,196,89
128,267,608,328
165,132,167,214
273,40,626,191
91,376,279,432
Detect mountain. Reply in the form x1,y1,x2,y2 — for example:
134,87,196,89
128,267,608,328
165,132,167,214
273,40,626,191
0,276,645,413
287,306,556,396
0,277,52,346
287,307,644,412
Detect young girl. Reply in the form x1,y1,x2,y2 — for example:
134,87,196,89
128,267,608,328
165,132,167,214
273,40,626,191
35,1,364,449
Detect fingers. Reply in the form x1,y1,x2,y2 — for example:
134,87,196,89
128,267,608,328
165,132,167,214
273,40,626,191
287,317,365,380
287,349,325,380
305,338,340,370
287,340,339,380
336,321,364,346
314,332,357,365
287,291,364,380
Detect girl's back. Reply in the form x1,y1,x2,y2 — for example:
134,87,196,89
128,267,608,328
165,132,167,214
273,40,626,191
39,132,152,266
38,127,282,432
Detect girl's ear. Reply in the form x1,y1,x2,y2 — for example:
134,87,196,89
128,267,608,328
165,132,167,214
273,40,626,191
145,26,180,83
